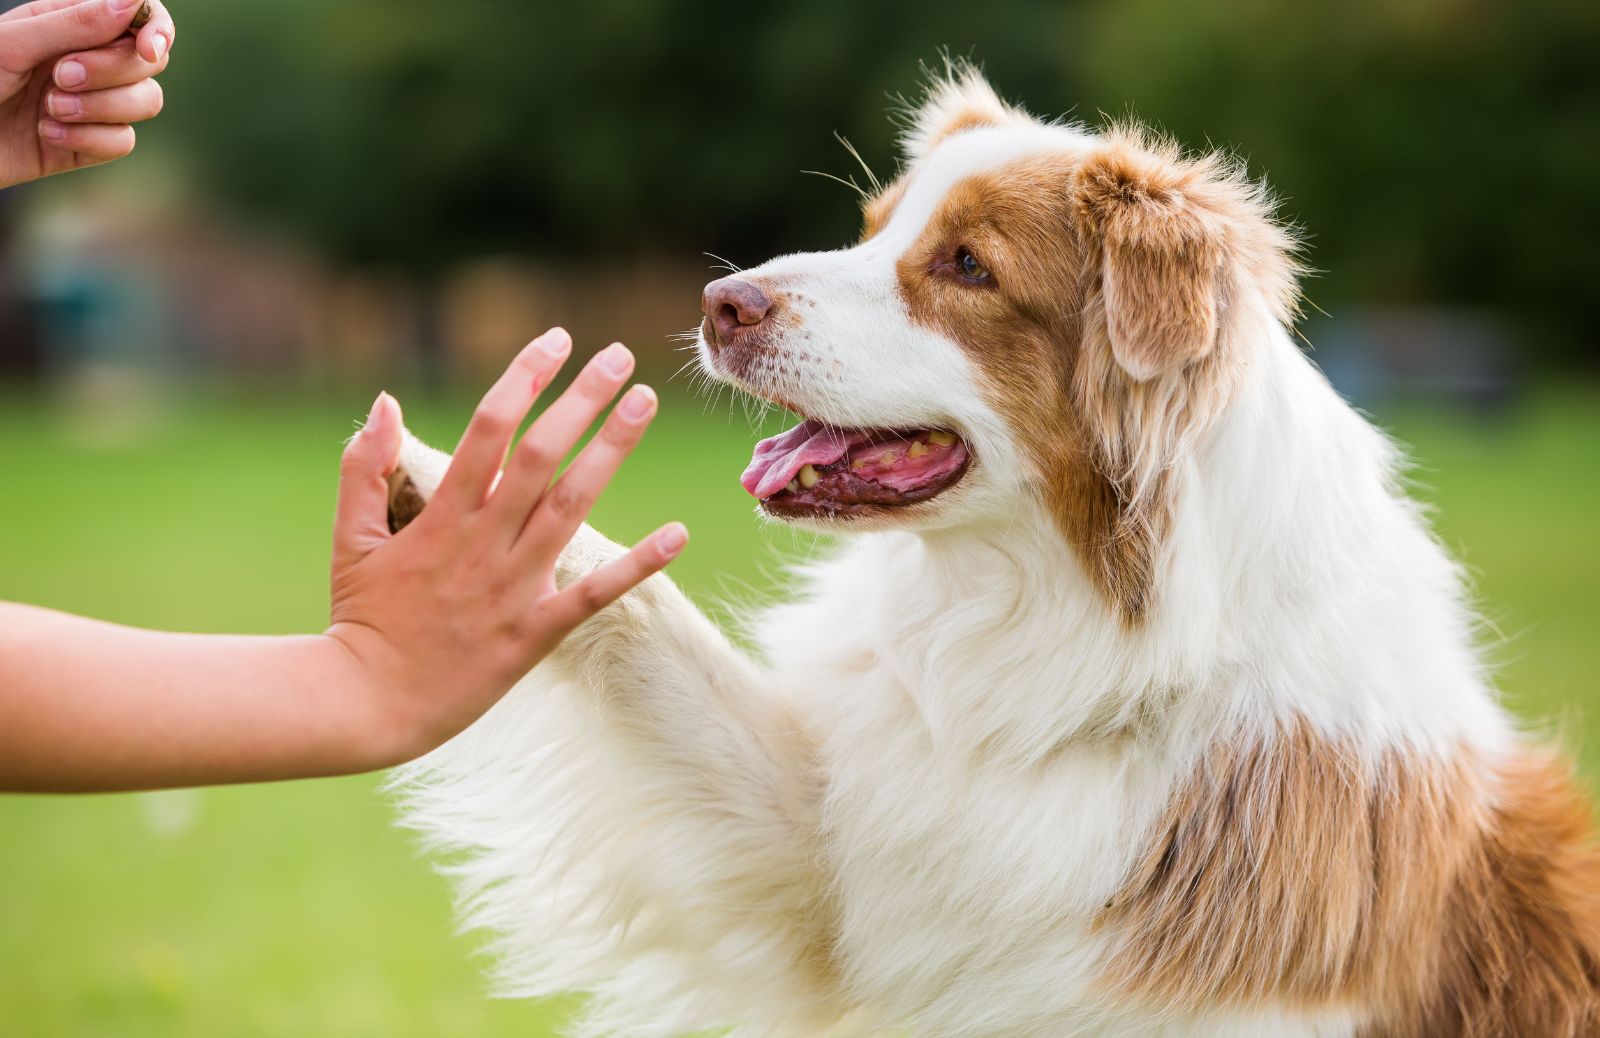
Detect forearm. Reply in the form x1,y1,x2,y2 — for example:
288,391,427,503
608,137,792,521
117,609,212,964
0,602,398,793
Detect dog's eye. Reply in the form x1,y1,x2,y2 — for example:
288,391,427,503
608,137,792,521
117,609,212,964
956,247,991,283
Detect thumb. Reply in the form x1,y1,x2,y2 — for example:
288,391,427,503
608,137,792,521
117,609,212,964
333,392,404,565
0,0,143,74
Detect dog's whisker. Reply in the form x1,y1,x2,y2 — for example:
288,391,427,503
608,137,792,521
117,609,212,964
833,131,883,195
801,168,868,202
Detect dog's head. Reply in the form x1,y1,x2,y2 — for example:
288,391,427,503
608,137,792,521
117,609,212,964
696,66,1300,620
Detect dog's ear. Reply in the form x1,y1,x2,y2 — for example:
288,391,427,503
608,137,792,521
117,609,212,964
386,431,452,533
900,63,1027,165
1071,135,1234,382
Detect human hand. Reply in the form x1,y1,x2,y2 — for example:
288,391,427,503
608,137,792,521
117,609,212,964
324,328,687,763
0,0,173,189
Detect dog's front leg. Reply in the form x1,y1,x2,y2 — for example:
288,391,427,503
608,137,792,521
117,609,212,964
386,431,844,1036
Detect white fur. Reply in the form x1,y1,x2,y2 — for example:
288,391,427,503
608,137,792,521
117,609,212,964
391,92,1513,1037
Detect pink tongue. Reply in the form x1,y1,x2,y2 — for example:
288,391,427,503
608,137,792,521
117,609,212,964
742,419,858,499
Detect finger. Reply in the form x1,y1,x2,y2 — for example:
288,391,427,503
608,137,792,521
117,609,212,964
431,328,572,515
0,0,147,71
546,523,687,631
133,0,172,64
488,342,635,537
1,0,98,25
53,38,166,91
515,384,656,560
332,392,404,564
37,119,133,163
45,78,160,123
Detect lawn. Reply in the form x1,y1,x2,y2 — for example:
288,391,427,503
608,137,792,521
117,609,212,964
0,385,1596,1037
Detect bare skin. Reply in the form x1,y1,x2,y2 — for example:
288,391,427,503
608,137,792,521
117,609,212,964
0,328,688,792
0,0,174,187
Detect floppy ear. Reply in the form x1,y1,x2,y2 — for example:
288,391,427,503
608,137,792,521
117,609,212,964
386,431,452,533
1072,139,1226,382
900,62,1028,165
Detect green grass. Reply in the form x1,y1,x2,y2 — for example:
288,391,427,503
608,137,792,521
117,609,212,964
0,386,1596,1038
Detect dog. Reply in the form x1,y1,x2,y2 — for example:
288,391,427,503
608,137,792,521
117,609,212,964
385,67,1600,1036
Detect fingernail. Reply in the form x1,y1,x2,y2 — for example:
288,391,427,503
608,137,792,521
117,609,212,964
46,93,80,118
108,0,142,14
617,385,655,421
54,60,86,88
151,34,167,61
38,120,66,142
365,391,391,431
657,523,688,558
597,342,633,377
533,327,570,359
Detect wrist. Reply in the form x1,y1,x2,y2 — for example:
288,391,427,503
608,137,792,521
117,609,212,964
318,624,426,772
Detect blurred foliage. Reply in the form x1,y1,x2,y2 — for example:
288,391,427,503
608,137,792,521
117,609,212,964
156,0,1598,362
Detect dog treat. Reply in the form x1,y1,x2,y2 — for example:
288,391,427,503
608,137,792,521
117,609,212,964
129,1,152,30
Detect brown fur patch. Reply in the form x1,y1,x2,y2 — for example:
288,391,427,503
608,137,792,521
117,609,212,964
860,177,906,242
1070,128,1298,383
888,153,1166,620
1073,148,1223,380
387,474,426,533
1372,749,1600,1037
920,109,1004,152
1099,723,1600,1033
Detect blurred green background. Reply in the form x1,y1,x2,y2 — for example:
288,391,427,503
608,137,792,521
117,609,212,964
1,0,1597,1035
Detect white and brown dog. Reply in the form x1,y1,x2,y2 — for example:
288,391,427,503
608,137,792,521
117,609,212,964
386,68,1600,1036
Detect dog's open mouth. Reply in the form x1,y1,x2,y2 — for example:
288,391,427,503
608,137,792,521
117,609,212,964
741,418,971,517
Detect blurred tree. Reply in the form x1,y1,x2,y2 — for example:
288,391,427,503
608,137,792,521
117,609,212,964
159,0,1598,364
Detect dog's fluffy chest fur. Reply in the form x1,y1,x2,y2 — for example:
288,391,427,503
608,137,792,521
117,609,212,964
804,676,1168,1031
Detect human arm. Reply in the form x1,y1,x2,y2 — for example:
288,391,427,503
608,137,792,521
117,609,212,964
0,329,685,792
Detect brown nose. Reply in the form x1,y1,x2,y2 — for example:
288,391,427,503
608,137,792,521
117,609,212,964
702,276,775,348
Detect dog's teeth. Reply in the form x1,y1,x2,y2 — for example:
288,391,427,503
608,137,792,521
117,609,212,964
907,441,928,458
798,465,820,489
851,457,868,471
879,451,897,465
929,430,957,447
787,479,800,494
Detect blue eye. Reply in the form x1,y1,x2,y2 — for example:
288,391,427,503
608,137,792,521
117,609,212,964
956,247,991,282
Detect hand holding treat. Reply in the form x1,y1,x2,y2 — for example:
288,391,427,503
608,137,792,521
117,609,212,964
0,0,174,188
